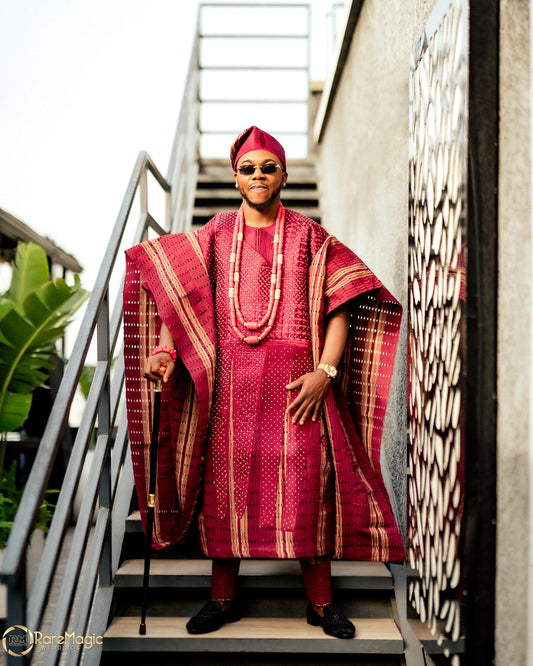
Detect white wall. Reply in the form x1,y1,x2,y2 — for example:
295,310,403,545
498,2,533,665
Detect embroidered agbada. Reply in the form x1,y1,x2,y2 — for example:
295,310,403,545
123,208,404,562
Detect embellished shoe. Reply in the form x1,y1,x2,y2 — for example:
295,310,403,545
306,603,356,639
186,600,240,634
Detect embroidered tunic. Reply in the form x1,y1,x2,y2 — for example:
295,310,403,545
123,209,405,562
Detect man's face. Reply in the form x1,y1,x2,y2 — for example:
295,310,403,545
234,149,288,211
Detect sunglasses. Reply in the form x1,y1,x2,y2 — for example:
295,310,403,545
236,163,284,176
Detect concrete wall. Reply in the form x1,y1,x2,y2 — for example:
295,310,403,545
498,2,533,665
315,0,434,537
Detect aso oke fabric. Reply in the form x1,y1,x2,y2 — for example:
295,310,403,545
123,206,404,562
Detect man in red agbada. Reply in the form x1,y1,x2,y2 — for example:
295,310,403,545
123,126,404,638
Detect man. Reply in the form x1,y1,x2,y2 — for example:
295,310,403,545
123,126,404,639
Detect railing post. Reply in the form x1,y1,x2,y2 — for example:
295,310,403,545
5,570,26,665
140,163,148,218
165,187,172,233
97,291,112,588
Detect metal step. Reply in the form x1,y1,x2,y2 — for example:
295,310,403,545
104,616,404,655
192,205,321,219
195,188,319,202
115,558,393,591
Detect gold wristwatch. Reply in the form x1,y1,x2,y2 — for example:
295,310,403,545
317,363,337,379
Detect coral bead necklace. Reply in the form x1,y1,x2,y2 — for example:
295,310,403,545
229,204,285,345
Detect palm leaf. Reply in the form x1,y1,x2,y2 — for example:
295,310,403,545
0,251,89,432
5,242,49,311
0,392,33,433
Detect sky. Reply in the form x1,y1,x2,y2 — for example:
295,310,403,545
0,0,200,290
0,0,343,294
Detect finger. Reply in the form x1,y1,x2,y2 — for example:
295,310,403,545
162,361,175,383
311,402,322,422
292,399,311,424
295,403,314,425
286,376,304,390
287,394,303,412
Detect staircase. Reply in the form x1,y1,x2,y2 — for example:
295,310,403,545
102,507,404,665
191,157,322,229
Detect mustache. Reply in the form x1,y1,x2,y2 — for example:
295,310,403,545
238,183,283,211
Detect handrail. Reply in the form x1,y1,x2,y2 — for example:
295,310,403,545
0,151,171,664
167,16,200,232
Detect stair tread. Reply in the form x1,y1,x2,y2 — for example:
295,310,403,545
115,558,392,590
193,208,321,220
118,558,391,578
195,189,318,200
104,616,403,653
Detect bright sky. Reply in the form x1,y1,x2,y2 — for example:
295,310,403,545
0,0,342,293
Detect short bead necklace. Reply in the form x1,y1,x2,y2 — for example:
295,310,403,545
229,203,285,345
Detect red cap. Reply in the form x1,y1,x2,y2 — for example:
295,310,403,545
230,126,286,171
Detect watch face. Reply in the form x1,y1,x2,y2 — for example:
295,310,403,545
329,366,337,378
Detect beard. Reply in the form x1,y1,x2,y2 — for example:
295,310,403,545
239,183,283,211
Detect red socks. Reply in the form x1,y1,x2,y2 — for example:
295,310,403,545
299,558,333,606
210,557,332,606
211,558,240,601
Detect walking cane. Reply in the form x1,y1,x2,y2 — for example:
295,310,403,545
139,378,162,635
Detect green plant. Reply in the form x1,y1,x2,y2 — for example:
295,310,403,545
0,241,89,435
0,460,58,548
0,241,88,546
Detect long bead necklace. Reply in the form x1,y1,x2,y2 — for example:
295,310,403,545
229,204,285,345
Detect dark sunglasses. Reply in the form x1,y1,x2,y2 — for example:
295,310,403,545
236,163,284,176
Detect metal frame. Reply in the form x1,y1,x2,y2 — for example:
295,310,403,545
463,0,498,662
167,19,201,233
0,152,171,665
406,0,498,663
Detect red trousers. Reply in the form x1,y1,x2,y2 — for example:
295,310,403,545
211,558,332,606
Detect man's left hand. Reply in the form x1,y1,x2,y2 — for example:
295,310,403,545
286,370,331,425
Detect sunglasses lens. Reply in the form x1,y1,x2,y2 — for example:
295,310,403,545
237,164,280,175
260,164,278,174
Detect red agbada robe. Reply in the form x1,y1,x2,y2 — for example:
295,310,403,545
123,207,405,562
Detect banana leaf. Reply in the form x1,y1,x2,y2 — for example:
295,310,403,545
4,242,49,311
0,243,89,433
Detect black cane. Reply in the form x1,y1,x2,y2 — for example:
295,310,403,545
139,378,162,635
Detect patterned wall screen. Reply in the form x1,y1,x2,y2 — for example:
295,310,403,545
407,1,468,662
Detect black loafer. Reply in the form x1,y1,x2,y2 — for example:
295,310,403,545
186,600,240,634
306,603,356,638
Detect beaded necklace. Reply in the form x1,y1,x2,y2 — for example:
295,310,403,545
229,203,285,345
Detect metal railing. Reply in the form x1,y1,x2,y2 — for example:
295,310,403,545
167,22,201,232
197,3,311,159
0,152,171,665
0,5,205,659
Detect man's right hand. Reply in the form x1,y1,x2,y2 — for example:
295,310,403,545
143,352,175,383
